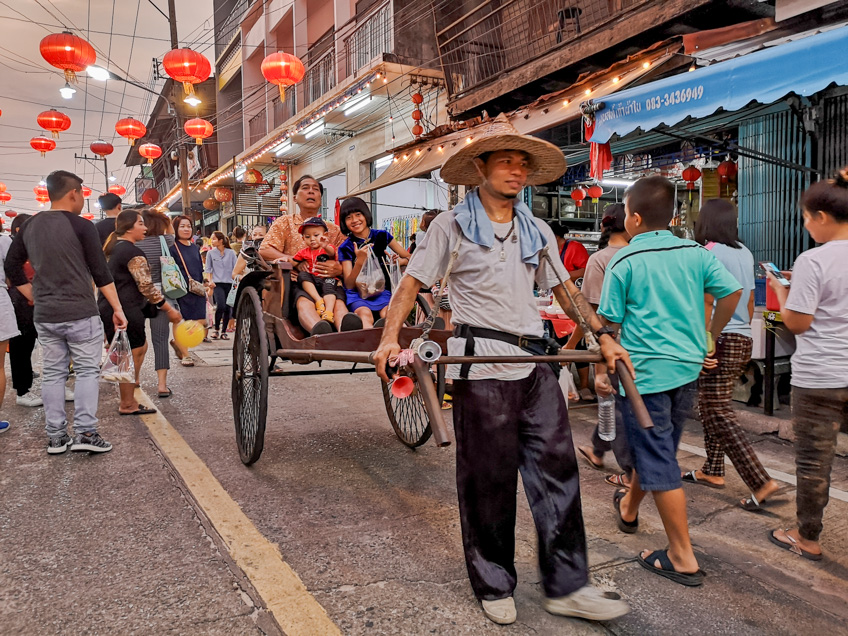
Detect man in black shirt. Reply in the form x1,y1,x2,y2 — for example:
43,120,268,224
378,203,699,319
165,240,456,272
94,192,122,246
6,171,127,455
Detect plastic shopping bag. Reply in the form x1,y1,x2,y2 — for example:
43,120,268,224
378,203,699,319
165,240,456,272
385,256,402,291
226,278,240,307
355,246,385,299
100,329,136,384
559,365,578,407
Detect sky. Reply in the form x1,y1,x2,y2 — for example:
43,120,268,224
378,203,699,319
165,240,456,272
0,0,215,215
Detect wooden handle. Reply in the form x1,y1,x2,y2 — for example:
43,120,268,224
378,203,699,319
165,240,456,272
615,360,653,429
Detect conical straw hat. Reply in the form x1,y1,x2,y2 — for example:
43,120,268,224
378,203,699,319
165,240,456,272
440,114,567,186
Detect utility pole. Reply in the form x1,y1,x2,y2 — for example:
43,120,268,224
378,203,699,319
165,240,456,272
167,0,192,215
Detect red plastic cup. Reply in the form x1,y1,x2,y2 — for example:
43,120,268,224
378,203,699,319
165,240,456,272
390,376,414,399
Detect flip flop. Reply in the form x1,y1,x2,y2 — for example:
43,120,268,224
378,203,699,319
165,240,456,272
158,389,172,398
119,405,157,416
613,489,638,534
606,473,630,488
638,549,705,586
767,529,823,561
577,446,604,471
681,470,725,489
180,358,195,367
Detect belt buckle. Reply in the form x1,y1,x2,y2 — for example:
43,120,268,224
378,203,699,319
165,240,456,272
518,335,530,349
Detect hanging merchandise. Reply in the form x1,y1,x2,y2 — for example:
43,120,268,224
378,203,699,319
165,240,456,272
115,117,146,146
584,118,612,180
162,49,211,97
90,140,114,157
37,110,71,138
381,215,420,250
261,52,305,100
39,31,96,83
138,143,162,164
30,136,56,157
184,118,213,145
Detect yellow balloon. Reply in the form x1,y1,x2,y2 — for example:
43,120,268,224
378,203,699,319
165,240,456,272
174,320,205,350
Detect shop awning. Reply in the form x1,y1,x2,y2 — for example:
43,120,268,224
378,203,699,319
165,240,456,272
590,24,848,144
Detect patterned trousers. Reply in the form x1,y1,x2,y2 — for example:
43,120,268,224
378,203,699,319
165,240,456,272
698,333,771,491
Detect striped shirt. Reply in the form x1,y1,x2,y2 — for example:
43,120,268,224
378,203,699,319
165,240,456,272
137,234,175,285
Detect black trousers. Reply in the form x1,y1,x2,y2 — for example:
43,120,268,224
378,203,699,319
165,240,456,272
453,364,588,600
9,324,37,397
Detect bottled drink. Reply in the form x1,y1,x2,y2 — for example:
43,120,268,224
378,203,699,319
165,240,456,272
598,393,616,441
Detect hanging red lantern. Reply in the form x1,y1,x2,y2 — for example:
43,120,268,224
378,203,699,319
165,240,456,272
682,165,702,202
4,208,16,215
82,213,94,220
243,168,262,184
279,170,287,183
184,118,213,145
35,194,50,205
0,193,11,205
39,31,96,83
34,186,48,198
261,52,305,100
138,142,162,164
162,48,211,96
37,110,72,139
108,184,126,196
203,198,219,211
717,159,738,183
587,184,603,203
141,188,161,205
90,140,114,157
411,92,423,105
214,187,232,202
81,186,92,198
31,136,57,157
0,182,6,192
411,109,423,121
412,124,423,137
570,187,587,208
115,118,146,146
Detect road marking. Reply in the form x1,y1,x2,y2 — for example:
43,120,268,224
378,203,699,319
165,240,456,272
135,390,341,636
678,441,848,503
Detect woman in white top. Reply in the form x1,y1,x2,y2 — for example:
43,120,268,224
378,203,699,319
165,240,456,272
766,168,848,560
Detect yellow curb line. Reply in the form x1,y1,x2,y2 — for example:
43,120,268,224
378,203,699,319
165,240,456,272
136,390,341,636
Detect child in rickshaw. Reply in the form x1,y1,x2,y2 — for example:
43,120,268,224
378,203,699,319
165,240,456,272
292,217,343,323
338,197,410,328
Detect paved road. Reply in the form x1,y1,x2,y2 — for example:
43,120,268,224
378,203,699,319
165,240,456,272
3,338,847,634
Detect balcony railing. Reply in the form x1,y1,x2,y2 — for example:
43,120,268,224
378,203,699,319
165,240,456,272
343,2,393,79
215,0,256,60
248,108,267,146
272,89,297,127
435,0,641,97
304,50,336,105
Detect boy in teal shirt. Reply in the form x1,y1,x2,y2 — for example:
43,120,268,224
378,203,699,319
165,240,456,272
597,176,741,587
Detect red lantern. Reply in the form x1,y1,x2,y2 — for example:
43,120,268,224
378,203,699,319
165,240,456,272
243,169,262,184
279,170,287,183
115,118,146,146
34,186,48,198
82,186,92,198
82,213,94,220
682,165,701,190
184,118,213,145
203,198,219,211
411,109,423,121
411,92,423,105
138,143,162,164
717,159,738,183
214,187,232,202
570,187,587,208
0,193,11,205
90,140,114,157
412,124,423,137
4,208,16,215
141,188,161,205
37,110,72,139
31,136,57,157
39,31,96,83
587,184,603,203
162,48,211,96
0,182,6,192
261,52,305,100
36,194,50,205
108,184,126,196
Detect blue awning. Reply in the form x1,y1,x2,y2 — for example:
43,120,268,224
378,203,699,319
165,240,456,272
589,25,848,144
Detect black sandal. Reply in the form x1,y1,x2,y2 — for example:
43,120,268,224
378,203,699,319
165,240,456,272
638,549,705,586
681,470,725,489
613,489,638,534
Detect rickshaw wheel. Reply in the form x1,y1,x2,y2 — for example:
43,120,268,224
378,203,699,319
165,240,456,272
232,286,269,465
381,365,445,448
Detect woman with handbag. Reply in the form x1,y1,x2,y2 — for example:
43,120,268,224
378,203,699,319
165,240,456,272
171,215,207,360
204,231,237,340
101,210,181,414
137,208,182,397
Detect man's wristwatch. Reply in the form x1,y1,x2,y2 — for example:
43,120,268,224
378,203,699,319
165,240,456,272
594,326,616,340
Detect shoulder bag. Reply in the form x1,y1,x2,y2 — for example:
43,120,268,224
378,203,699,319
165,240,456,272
174,240,206,297
160,236,187,299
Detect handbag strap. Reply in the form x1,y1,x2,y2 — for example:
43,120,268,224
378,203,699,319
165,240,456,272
159,235,171,258
174,241,196,283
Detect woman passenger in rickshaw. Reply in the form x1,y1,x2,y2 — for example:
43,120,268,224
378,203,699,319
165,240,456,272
338,197,411,328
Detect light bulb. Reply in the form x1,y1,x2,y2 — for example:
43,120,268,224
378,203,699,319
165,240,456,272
60,82,76,99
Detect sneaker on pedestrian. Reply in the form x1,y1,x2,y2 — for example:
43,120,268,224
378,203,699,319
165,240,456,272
543,585,630,621
71,431,112,453
481,597,516,625
47,433,72,454
16,391,44,407
0,421,9,433
65,386,75,402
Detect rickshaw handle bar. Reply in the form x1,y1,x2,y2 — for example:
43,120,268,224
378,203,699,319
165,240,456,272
274,350,654,430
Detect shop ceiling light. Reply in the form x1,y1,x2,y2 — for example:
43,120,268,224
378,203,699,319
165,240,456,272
184,94,202,106
374,154,393,169
86,65,111,81
235,167,246,182
59,82,76,99
273,141,292,156
303,119,325,139
600,178,635,188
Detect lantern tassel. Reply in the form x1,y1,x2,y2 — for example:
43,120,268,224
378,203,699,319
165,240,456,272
196,137,202,145
52,131,60,139
183,81,195,96
64,69,77,84
278,85,286,102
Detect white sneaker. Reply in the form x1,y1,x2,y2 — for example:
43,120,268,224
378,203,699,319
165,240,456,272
544,585,630,621
481,597,516,625
16,392,43,407
65,386,75,402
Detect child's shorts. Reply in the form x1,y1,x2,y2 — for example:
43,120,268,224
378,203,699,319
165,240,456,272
297,271,344,300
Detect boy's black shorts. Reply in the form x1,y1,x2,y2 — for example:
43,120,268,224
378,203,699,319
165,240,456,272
297,271,345,300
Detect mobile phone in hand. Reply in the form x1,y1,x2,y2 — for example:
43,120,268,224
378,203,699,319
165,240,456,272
759,262,790,287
